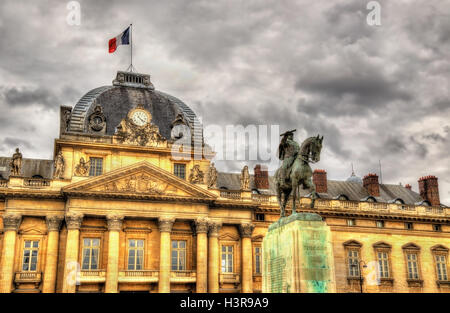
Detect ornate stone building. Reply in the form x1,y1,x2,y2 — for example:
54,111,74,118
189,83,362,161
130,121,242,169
0,71,448,293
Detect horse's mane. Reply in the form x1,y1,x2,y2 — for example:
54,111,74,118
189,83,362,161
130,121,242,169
299,136,315,156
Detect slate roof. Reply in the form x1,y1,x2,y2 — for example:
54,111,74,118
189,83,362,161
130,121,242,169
67,85,202,144
216,172,425,205
0,157,54,180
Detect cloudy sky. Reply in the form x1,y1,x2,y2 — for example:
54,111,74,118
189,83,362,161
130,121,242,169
0,0,449,204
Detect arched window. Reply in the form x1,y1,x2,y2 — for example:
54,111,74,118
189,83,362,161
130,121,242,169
338,194,349,201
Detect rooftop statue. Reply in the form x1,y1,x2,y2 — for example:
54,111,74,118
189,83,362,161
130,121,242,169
275,131,323,217
9,148,22,176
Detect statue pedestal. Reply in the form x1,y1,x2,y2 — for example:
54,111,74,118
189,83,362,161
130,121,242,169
262,212,336,293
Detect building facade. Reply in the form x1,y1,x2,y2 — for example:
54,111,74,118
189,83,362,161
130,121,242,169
0,71,449,293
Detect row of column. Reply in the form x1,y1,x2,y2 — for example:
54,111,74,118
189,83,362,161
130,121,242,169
0,212,255,293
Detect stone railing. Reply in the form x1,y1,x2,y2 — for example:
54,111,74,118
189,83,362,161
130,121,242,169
79,270,106,283
219,272,240,284
251,194,273,203
220,190,242,200
118,270,159,283
170,270,196,283
0,180,7,188
14,271,42,284
23,178,51,188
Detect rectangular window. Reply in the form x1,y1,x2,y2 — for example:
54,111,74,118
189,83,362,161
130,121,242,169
221,245,234,273
171,240,187,271
89,157,103,176
406,253,420,280
173,163,186,180
255,247,262,274
128,239,144,270
347,219,356,227
22,240,39,271
436,255,448,281
405,222,413,230
376,220,385,228
81,238,100,270
255,213,265,221
377,251,390,278
347,250,360,277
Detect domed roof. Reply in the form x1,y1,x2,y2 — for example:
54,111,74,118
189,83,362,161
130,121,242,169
67,71,202,144
346,172,363,184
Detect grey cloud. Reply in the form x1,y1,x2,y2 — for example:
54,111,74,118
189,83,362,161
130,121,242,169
1,86,59,109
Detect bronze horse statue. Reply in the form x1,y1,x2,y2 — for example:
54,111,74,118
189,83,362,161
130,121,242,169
275,135,323,217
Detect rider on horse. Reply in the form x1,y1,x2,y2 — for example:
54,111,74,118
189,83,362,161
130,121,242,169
278,129,300,183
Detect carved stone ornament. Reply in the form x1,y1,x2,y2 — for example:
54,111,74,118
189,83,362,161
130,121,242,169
189,165,204,184
65,212,84,230
53,151,65,179
3,213,22,231
171,113,188,129
207,163,218,188
46,215,64,232
93,173,181,196
114,105,168,147
158,217,175,233
74,157,90,177
208,221,222,237
194,217,209,234
239,223,255,238
106,214,124,231
88,105,106,132
240,165,250,190
64,109,71,132
9,148,22,176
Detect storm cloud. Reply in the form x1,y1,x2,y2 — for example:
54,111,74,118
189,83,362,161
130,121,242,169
0,0,449,204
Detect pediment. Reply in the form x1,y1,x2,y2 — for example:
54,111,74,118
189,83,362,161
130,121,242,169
63,161,216,200
219,233,240,241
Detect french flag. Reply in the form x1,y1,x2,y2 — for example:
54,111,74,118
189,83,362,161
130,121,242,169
108,26,130,53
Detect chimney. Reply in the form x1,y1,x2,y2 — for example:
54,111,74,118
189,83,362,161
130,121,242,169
418,175,440,206
254,164,269,189
363,173,380,197
313,169,327,193
405,184,412,191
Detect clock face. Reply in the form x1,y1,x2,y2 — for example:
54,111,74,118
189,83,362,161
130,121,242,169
131,110,149,126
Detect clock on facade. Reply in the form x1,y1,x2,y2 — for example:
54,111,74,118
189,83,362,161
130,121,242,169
131,110,149,126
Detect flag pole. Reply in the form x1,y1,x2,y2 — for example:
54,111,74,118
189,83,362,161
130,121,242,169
130,23,133,72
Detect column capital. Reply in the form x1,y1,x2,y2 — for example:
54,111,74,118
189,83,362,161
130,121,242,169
208,220,222,237
65,212,84,230
106,214,124,231
239,223,255,238
46,215,64,232
194,217,209,234
2,213,22,231
158,216,175,233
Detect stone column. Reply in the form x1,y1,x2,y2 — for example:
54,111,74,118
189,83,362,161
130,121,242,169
105,214,124,293
158,217,175,293
62,212,83,293
207,221,222,293
42,215,63,293
194,217,209,293
0,213,22,293
239,223,255,293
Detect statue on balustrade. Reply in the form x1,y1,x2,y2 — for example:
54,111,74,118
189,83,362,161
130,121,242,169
9,148,22,176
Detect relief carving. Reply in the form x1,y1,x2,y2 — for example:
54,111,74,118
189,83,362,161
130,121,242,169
88,105,106,132
74,157,90,177
46,215,64,232
239,223,255,238
189,165,204,184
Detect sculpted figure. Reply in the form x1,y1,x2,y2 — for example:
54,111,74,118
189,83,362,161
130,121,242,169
240,165,250,190
74,157,90,176
53,151,65,179
207,162,218,188
189,165,204,184
275,131,323,216
10,148,22,176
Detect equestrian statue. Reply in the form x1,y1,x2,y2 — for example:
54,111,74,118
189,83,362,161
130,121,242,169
275,130,323,217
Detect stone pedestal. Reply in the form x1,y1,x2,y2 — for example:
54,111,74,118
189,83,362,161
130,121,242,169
262,212,336,293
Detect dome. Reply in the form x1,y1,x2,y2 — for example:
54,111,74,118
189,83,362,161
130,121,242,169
67,71,203,144
346,172,363,183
